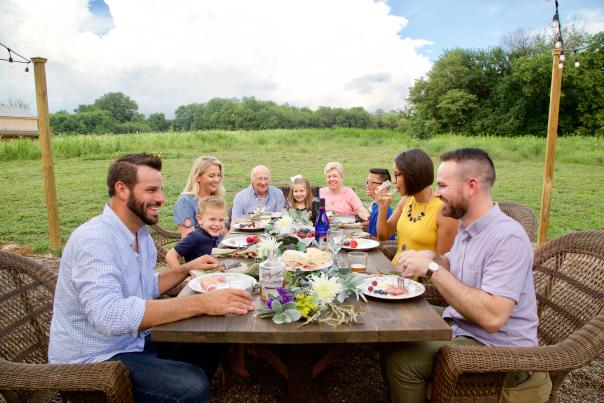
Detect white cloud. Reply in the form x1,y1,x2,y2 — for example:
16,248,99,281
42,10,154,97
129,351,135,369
571,8,604,34
0,0,432,116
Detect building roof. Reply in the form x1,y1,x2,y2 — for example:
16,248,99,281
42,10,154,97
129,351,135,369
0,106,37,119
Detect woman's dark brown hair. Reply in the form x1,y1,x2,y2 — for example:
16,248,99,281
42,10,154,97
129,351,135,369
394,148,434,196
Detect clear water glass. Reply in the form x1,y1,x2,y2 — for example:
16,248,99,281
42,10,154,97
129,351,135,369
328,229,345,259
255,197,266,215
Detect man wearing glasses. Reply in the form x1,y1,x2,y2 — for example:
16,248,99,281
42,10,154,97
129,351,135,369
231,165,285,221
364,168,395,240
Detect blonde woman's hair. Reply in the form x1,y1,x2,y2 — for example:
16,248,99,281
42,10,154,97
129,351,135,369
196,196,227,216
324,161,344,177
181,156,225,197
287,177,313,211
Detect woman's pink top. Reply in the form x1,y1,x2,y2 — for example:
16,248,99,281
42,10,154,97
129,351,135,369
319,186,363,216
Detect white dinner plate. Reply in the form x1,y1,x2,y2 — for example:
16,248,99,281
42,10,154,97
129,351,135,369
188,273,257,293
232,221,266,232
362,275,425,300
332,215,356,224
341,238,380,251
221,237,254,248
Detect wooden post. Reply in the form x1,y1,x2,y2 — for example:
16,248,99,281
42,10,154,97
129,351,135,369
32,57,61,254
537,48,563,245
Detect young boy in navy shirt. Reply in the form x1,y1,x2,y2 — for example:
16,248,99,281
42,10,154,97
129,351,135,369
166,196,226,271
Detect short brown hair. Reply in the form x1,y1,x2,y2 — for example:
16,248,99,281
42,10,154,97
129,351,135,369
369,168,391,183
107,153,162,197
196,196,226,216
440,148,496,186
394,149,434,196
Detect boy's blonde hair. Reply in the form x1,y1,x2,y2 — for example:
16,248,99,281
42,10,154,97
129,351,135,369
196,196,226,217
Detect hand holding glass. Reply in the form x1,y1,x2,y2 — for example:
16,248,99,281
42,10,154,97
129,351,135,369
375,180,395,200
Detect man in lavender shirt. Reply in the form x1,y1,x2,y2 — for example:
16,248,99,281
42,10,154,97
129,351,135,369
383,148,551,403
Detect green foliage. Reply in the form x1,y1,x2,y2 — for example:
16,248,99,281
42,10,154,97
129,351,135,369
93,92,139,123
407,30,604,137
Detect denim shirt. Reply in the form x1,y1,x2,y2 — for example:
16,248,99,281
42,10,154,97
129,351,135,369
231,185,285,221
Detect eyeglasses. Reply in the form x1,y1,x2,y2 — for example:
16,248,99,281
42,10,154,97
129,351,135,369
364,179,383,186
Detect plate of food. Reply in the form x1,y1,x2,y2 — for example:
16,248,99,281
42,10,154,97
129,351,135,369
280,247,333,272
221,236,260,248
188,273,256,293
341,238,380,251
332,215,356,225
362,275,425,300
232,221,266,232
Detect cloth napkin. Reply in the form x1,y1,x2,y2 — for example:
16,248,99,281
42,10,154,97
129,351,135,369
336,222,363,229
347,231,371,239
211,245,258,259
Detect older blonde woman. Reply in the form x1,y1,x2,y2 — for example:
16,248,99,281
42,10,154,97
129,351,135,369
173,156,225,238
319,162,369,221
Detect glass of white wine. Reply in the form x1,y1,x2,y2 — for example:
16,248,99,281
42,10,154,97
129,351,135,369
255,197,266,215
328,229,345,260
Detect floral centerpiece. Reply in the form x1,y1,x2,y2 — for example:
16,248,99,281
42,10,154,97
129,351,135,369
256,266,367,326
264,209,316,254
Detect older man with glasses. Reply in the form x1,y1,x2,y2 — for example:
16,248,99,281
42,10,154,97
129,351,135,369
364,168,395,240
231,165,285,221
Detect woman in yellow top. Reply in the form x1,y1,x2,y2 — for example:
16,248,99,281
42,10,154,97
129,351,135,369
376,148,458,263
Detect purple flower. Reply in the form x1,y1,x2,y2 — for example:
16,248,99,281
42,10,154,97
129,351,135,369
267,288,293,309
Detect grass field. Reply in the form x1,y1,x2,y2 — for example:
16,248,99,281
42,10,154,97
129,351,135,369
1,129,602,253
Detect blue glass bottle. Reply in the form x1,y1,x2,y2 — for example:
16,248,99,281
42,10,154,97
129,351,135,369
314,198,329,246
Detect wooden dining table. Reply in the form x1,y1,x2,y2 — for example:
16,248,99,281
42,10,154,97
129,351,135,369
152,226,452,402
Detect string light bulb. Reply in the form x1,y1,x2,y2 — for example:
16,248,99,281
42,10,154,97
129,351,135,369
24,64,30,76
558,62,564,69
555,40,562,49
575,60,580,68
560,52,565,61
551,14,560,33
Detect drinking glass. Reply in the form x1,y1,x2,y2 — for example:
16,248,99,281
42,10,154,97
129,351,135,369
375,180,396,200
255,197,266,215
349,251,368,273
328,229,345,260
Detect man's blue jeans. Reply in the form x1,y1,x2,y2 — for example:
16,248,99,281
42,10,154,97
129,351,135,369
109,335,224,403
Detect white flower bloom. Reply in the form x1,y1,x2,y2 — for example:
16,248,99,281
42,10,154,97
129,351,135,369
274,215,294,235
258,235,282,258
309,273,343,305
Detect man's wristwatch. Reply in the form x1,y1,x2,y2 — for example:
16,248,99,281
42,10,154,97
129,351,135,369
426,261,440,278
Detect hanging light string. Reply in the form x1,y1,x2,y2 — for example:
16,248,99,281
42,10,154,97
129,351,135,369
570,38,604,68
551,0,566,69
0,41,32,75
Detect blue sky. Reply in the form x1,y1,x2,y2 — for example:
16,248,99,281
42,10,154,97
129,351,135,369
385,0,604,60
2,0,603,116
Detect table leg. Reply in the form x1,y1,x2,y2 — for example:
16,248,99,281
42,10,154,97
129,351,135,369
286,345,314,403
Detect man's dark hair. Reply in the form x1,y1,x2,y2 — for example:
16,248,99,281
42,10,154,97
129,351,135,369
394,149,434,196
369,168,391,183
440,148,496,186
107,153,162,197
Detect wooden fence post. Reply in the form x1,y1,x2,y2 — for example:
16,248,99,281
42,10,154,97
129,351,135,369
537,48,563,245
32,57,61,254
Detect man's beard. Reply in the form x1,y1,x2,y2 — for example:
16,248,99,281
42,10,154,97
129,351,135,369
127,193,159,225
440,194,468,220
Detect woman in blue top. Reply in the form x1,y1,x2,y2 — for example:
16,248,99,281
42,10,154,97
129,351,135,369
173,156,225,238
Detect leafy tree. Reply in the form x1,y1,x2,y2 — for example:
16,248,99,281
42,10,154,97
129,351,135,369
93,92,139,123
147,112,170,132
437,89,478,132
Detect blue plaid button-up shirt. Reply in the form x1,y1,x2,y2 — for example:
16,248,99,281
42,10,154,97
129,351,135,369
48,204,160,364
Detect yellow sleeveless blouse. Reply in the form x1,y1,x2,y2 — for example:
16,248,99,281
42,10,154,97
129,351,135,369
392,196,443,264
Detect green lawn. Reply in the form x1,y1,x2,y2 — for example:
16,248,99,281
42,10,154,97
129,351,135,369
1,129,602,253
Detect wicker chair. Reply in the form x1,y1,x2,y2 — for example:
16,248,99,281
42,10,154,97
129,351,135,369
148,224,181,263
498,201,537,241
0,251,133,402
430,230,604,402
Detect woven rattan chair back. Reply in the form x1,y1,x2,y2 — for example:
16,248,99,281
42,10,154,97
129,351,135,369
498,201,537,241
533,230,604,344
148,224,181,263
0,251,56,365
533,230,604,394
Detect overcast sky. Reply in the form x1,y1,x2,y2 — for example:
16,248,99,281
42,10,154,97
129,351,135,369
1,0,603,117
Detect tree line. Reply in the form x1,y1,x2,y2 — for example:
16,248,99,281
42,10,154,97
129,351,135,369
408,30,604,137
48,28,603,137
49,94,408,135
